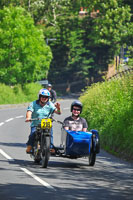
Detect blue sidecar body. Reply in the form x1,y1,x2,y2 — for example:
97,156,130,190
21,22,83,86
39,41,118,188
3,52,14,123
65,130,92,156
61,129,100,158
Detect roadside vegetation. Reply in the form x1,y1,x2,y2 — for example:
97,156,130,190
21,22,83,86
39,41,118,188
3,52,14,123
0,1,132,86
80,74,133,161
0,6,52,85
0,83,42,104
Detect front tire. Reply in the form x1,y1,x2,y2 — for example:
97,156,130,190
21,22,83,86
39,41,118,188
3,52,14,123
41,136,50,168
33,141,41,164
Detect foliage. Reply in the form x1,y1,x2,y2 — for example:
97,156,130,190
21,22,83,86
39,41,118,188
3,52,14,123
67,29,93,81
29,0,73,24
0,82,42,104
0,1,132,86
0,6,52,85
80,74,133,160
125,46,133,66
80,0,133,66
93,3,132,48
45,0,132,83
47,16,94,83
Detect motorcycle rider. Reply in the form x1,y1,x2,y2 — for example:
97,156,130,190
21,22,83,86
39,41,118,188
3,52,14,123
47,83,57,103
63,100,88,132
25,88,61,153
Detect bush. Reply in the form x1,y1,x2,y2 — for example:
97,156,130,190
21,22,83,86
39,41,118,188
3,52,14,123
0,83,42,104
23,83,42,102
80,74,133,161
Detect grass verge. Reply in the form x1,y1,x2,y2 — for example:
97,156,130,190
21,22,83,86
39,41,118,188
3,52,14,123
80,74,133,161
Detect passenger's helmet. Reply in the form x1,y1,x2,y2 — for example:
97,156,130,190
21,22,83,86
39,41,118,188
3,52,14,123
38,88,50,99
71,100,83,113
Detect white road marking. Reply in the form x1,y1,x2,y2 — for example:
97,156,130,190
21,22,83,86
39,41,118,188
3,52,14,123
21,168,56,191
16,115,24,118
0,149,55,191
0,116,24,127
63,107,69,110
0,122,4,126
0,114,55,191
5,118,14,122
0,149,14,160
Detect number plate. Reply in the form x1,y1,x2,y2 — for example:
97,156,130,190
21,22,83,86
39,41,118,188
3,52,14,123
41,118,52,129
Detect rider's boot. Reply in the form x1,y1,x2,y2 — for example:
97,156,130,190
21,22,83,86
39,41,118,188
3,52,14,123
26,145,32,153
50,143,56,155
50,148,55,154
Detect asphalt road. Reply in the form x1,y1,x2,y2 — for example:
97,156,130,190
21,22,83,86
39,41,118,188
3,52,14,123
0,99,133,200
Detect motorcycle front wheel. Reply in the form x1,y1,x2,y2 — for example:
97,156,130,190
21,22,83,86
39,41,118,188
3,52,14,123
41,135,50,168
33,141,41,164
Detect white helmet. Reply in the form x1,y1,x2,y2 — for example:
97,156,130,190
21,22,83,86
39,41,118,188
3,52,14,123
38,88,50,99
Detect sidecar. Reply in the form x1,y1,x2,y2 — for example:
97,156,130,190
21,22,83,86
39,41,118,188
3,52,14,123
57,128,100,166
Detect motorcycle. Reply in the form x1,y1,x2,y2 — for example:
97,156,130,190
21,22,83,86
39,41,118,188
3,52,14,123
30,118,52,168
28,118,100,167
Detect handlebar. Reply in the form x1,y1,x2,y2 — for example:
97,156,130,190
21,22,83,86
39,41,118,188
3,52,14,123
25,118,40,122
30,118,40,121
26,117,64,125
52,118,64,125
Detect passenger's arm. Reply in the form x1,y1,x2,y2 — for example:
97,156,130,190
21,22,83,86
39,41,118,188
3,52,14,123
82,128,87,132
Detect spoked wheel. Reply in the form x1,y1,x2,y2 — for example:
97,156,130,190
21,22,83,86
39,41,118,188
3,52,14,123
41,136,50,168
34,157,41,164
33,141,41,164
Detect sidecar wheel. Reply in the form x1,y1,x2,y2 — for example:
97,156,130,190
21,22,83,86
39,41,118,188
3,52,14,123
88,152,96,166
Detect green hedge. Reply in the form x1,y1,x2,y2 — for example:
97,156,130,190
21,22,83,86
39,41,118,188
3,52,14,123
0,83,42,104
80,74,133,161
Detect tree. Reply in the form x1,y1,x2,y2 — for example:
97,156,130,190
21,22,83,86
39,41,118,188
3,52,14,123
0,0,23,9
0,6,52,85
1,1,131,86
23,0,73,24
46,0,133,84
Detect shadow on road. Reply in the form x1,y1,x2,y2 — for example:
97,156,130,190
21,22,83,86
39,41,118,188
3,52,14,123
0,142,26,148
0,150,133,200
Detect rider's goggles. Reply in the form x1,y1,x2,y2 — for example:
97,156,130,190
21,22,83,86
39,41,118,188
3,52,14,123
73,108,81,111
40,95,48,98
